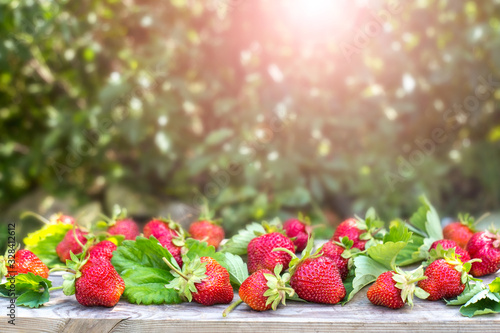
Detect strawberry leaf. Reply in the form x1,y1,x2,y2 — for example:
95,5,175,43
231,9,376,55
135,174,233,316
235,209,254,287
366,224,412,270
221,252,248,286
446,282,486,306
111,236,182,305
183,239,227,264
0,273,52,308
23,223,73,267
459,289,500,317
343,256,389,303
489,277,500,293
220,222,266,255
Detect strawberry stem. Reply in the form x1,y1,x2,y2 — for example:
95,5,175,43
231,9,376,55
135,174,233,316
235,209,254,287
162,257,188,280
20,211,50,225
48,286,64,291
49,267,76,274
222,299,243,317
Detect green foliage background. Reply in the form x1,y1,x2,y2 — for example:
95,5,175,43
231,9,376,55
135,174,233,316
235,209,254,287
1,0,499,236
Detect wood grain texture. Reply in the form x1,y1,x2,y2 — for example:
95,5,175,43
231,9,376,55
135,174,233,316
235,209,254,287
2,265,500,332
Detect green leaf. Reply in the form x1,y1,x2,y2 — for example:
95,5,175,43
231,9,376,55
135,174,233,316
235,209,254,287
489,277,500,293
395,234,425,266
459,290,500,317
446,282,486,306
344,256,389,303
221,252,248,286
183,239,227,264
422,196,443,240
0,273,52,308
62,274,76,296
367,224,412,270
111,236,183,305
220,222,265,255
205,128,233,146
23,223,73,267
16,282,50,308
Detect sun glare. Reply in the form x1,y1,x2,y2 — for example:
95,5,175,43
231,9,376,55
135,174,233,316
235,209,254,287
286,0,345,25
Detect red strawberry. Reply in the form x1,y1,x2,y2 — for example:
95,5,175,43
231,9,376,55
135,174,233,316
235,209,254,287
443,214,476,249
88,240,117,262
466,231,500,277
236,265,294,312
53,214,75,225
75,258,125,307
429,239,470,262
367,268,428,309
164,256,233,306
276,238,345,304
321,236,358,281
143,218,178,239
56,229,88,263
418,255,472,301
247,232,295,274
3,249,49,279
189,220,225,248
108,218,139,241
283,214,312,253
157,234,183,267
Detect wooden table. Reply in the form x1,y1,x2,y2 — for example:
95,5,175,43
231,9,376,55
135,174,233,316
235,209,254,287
3,273,500,333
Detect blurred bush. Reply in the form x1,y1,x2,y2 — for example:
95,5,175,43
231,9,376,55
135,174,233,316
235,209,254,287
0,0,499,238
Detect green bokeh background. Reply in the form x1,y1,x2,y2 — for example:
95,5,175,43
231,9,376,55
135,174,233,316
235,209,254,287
1,0,499,248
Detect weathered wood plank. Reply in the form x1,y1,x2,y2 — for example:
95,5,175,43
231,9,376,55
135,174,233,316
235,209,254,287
2,273,500,333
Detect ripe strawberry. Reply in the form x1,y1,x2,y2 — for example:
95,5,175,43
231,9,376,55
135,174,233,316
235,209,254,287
88,240,117,262
276,238,345,304
108,218,139,240
164,256,233,306
443,213,476,249
283,214,312,253
466,231,500,277
321,237,359,280
331,213,382,251
418,254,473,301
429,239,470,262
56,229,88,263
236,265,294,312
247,232,295,274
144,217,186,267
75,258,125,307
367,267,428,309
53,214,75,225
189,220,225,248
2,249,49,279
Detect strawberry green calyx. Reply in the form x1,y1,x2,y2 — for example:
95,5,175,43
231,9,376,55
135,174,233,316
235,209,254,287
297,212,312,226
60,251,90,296
392,266,429,308
334,236,361,259
355,208,385,242
458,213,476,231
442,251,482,284
274,237,321,276
428,243,456,264
163,256,208,302
263,264,295,310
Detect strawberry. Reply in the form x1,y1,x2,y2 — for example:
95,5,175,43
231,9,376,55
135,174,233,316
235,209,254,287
418,252,476,301
189,220,225,249
283,213,312,253
429,239,470,262
276,238,345,304
56,228,88,263
443,213,476,249
331,212,383,251
1,249,49,279
98,206,139,240
237,265,294,312
164,256,233,306
108,218,139,241
87,240,117,262
321,236,359,280
144,217,186,267
367,267,428,309
466,230,500,277
247,232,295,274
75,258,125,307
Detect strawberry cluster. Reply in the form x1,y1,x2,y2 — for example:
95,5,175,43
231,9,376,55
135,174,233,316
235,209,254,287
1,198,499,319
